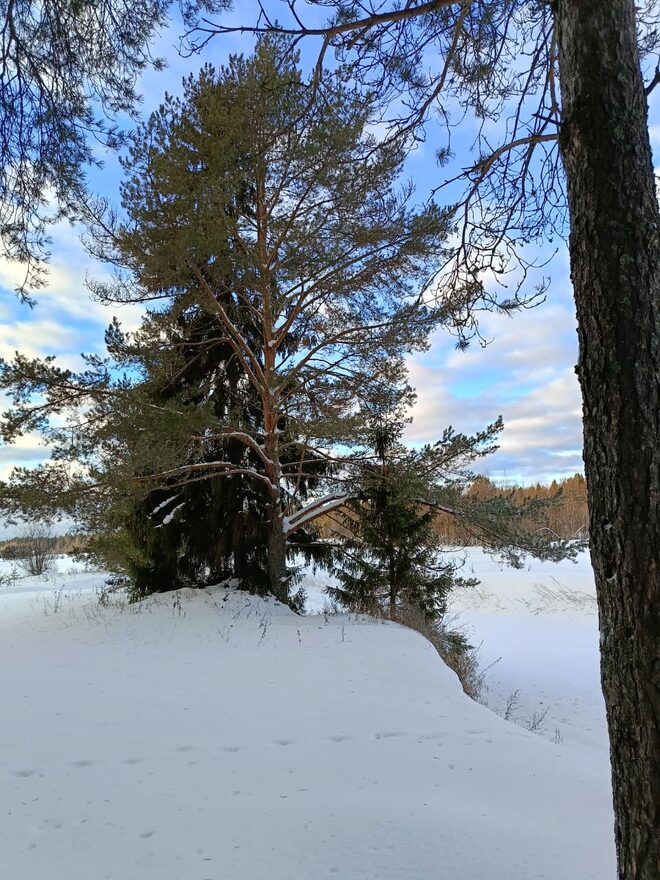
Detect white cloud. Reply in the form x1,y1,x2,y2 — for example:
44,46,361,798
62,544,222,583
0,219,147,364
406,287,584,483
0,431,48,481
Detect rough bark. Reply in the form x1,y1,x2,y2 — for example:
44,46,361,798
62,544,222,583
265,496,289,603
556,2,660,877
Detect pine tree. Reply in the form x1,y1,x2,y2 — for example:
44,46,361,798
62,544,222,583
93,299,332,598
0,38,449,602
0,0,228,298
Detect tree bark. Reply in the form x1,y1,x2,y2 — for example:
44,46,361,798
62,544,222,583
266,495,289,603
263,430,289,604
556,2,660,877
388,547,397,619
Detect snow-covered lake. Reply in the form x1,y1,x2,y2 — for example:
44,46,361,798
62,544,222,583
0,551,614,879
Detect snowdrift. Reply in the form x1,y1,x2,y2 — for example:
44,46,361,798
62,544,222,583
0,574,614,879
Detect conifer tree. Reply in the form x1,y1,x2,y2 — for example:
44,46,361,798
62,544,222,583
330,369,576,621
100,304,272,595
0,39,447,601
0,0,228,299
88,297,331,597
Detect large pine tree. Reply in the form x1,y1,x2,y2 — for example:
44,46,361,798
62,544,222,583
0,39,447,601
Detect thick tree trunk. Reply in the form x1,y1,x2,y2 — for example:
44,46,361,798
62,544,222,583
265,497,288,603
556,2,660,877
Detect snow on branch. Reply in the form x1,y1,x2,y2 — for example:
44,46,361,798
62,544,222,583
154,501,185,528
283,493,351,537
147,493,181,518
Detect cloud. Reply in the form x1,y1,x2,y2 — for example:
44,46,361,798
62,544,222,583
0,317,79,361
406,287,584,483
0,431,47,481
0,218,147,367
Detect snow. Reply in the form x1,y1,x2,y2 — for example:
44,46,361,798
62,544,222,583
283,493,350,536
0,553,615,879
147,494,181,518
300,548,608,751
155,501,186,528
448,549,608,754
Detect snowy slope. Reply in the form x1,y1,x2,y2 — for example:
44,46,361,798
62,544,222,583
302,548,608,753
0,573,614,880
447,549,608,754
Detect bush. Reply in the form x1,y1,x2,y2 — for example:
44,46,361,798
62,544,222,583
15,524,55,576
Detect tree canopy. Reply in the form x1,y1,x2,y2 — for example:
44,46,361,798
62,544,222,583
0,0,228,298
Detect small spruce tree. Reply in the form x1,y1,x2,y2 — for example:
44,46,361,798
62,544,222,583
330,381,477,620
330,370,577,622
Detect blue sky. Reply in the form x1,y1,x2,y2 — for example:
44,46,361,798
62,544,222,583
1,6,658,487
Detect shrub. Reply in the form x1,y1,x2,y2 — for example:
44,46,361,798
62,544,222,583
15,524,55,576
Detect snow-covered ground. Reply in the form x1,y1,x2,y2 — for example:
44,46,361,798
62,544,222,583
302,548,607,752
0,553,614,879
449,549,608,754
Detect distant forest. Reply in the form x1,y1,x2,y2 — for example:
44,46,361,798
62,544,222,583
319,474,588,546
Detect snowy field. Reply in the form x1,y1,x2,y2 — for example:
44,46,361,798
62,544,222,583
0,552,614,879
302,548,608,752
450,549,608,754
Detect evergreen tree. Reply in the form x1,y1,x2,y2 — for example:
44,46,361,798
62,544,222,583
102,304,272,596
0,39,449,602
331,370,576,621
331,458,478,621
92,299,331,598
0,0,227,298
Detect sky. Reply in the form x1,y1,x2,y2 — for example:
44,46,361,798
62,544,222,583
1,4,658,489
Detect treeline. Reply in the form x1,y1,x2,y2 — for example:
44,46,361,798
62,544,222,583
434,474,588,545
318,474,588,547
0,533,87,560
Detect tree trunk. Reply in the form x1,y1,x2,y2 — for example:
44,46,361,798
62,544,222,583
266,497,289,604
556,2,660,877
263,430,289,604
389,549,397,619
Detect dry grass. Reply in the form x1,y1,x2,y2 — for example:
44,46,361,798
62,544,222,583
380,603,486,702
